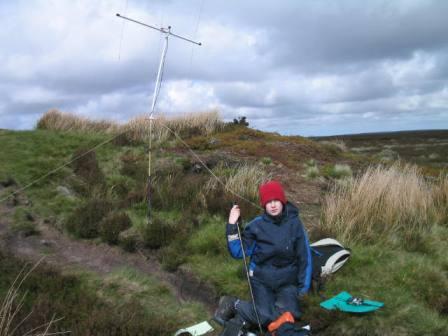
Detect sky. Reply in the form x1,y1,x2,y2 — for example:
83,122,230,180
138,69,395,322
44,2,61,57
1,0,447,136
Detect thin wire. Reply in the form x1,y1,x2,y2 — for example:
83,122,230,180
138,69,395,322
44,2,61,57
117,0,129,61
189,0,204,70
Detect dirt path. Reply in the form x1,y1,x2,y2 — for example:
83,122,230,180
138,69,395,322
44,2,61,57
0,187,216,314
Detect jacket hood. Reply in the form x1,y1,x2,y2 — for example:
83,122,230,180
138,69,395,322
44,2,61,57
262,201,299,223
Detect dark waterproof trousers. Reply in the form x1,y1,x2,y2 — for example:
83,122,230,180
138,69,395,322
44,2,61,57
235,277,301,328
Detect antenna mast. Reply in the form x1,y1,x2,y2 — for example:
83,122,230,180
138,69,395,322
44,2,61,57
116,13,202,222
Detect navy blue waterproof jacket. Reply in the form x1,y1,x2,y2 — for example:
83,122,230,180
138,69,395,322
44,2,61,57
226,202,312,295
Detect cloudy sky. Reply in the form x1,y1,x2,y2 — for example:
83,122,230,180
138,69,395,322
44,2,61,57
1,0,447,136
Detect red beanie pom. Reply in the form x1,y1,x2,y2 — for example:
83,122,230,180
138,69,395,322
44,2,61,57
259,181,287,207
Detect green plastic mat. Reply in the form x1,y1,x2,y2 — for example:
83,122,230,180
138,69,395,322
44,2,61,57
320,291,384,313
174,321,214,336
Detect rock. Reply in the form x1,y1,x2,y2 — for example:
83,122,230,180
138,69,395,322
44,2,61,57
56,186,75,198
40,240,52,246
208,137,219,145
192,163,202,173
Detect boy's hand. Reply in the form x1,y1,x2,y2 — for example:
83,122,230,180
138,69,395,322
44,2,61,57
228,205,240,225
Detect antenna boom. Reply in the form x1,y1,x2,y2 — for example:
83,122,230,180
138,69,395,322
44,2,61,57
116,13,201,46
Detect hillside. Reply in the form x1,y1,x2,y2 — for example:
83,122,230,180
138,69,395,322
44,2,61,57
0,114,447,335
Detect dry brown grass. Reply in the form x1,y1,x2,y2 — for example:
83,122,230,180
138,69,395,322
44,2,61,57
320,163,437,243
203,162,272,202
37,109,119,133
0,258,65,336
36,109,223,143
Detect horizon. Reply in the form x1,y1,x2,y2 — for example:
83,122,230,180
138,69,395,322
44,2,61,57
2,114,446,138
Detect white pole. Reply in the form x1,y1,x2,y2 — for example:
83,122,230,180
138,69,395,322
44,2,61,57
150,29,169,117
147,30,169,221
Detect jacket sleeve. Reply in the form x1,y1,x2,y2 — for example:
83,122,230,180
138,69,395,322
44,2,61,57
226,220,257,259
296,217,312,295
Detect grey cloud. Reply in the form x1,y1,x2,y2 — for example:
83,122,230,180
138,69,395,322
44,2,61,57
208,1,448,72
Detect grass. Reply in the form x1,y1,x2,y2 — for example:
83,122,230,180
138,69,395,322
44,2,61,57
99,268,208,330
0,258,59,336
204,162,272,203
0,253,208,335
304,161,352,180
320,163,353,179
305,165,320,179
185,124,338,170
319,139,348,153
320,163,437,245
11,207,39,236
0,130,115,222
433,173,448,224
316,130,448,175
303,229,448,335
1,125,447,335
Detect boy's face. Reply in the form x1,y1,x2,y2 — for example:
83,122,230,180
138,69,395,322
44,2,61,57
265,200,283,216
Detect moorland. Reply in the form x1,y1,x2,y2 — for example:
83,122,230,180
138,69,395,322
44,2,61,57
0,110,446,335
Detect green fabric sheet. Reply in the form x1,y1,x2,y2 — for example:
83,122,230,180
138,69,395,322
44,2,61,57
320,291,384,313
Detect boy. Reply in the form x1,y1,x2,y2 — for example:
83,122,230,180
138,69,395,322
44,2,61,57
215,180,311,335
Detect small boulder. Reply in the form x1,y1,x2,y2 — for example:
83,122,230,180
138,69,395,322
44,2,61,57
56,186,75,199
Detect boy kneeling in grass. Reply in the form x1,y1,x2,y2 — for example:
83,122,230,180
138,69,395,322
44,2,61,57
215,181,311,336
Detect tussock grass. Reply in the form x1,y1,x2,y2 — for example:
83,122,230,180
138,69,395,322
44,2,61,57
320,139,348,152
304,159,317,167
225,164,271,200
37,109,119,133
321,163,436,244
204,162,272,202
305,165,320,179
327,164,353,179
37,109,224,143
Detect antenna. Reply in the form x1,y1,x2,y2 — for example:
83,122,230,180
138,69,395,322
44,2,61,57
116,13,202,223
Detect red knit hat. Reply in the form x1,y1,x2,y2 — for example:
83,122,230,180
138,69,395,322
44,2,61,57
259,180,287,207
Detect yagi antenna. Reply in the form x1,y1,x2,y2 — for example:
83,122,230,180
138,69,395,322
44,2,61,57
116,13,202,223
